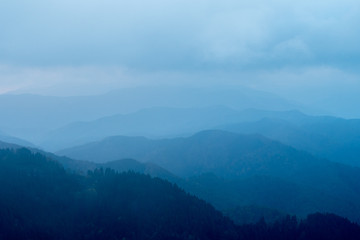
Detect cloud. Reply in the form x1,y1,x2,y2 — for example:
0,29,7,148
0,65,134,96
0,0,360,117
247,66,360,117
0,0,359,70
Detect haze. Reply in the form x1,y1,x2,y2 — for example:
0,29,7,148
2,2,360,238
0,0,359,117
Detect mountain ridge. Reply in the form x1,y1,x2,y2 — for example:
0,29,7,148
57,130,360,222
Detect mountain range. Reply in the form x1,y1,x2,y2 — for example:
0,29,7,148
0,86,302,144
1,147,360,240
58,130,360,222
0,148,240,240
31,106,360,168
219,115,360,167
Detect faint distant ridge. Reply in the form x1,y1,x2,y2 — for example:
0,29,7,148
40,107,311,151
0,131,36,148
0,85,307,143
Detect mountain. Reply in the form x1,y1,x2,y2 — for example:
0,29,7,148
0,86,302,143
40,106,245,151
58,130,360,222
1,148,360,240
0,148,239,240
184,173,360,222
57,129,357,181
0,140,178,183
223,205,286,225
0,140,20,149
219,116,360,167
0,131,35,148
0,140,94,174
41,107,360,165
41,108,314,151
100,158,182,184
0,140,290,224
0,140,291,224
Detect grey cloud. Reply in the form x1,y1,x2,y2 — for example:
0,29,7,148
0,0,359,70
1,0,360,118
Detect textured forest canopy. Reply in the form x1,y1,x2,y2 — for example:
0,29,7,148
0,148,360,240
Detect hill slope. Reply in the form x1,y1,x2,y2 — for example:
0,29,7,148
1,148,360,240
58,130,360,222
220,116,360,167
0,148,239,240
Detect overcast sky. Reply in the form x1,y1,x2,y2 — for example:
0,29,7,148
0,0,359,116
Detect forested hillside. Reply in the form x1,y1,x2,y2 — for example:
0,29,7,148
58,130,360,222
1,148,360,240
0,148,238,240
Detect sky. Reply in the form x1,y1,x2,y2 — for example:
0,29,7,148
0,0,360,116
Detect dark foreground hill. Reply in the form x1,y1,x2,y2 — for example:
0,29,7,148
0,148,238,240
0,140,181,184
1,148,360,240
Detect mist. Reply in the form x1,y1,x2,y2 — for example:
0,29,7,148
1,1,360,239
1,0,360,117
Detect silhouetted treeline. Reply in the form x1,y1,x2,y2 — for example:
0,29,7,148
237,213,360,240
0,148,360,240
